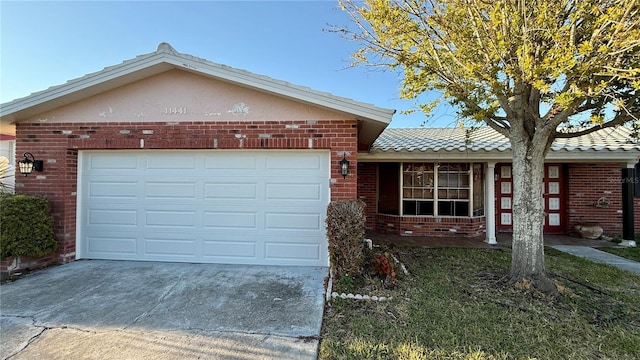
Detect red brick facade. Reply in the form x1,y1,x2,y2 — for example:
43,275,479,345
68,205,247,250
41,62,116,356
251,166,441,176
567,163,640,234
358,161,639,238
374,213,486,236
4,119,358,271
357,162,378,230
4,120,637,273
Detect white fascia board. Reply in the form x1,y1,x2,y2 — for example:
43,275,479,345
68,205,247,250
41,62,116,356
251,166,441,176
0,53,172,121
358,150,513,162
545,150,640,162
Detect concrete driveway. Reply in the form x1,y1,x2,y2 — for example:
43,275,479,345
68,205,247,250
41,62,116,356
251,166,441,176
0,260,327,360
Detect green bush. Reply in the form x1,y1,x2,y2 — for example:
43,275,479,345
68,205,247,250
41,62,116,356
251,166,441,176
0,194,57,260
326,199,366,277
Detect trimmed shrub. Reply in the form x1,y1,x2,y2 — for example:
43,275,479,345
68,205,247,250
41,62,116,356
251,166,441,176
326,199,366,277
0,194,57,260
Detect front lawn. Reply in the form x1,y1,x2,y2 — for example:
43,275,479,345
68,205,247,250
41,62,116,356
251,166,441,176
319,247,640,359
599,246,640,263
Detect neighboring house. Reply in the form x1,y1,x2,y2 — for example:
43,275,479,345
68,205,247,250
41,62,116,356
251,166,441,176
0,43,637,272
0,133,16,193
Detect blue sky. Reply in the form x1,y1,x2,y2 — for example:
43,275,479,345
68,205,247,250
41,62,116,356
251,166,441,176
0,0,458,128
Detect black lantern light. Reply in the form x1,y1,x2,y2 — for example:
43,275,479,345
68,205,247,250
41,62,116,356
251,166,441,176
18,152,44,176
339,154,350,179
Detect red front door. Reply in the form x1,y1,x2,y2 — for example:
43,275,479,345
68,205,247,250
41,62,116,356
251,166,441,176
496,164,566,233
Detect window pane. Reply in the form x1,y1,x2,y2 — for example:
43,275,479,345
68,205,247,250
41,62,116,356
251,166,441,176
438,173,449,187
459,189,469,199
451,175,460,187
418,201,434,215
437,201,470,216
424,173,434,187
403,173,413,186
416,189,427,199
460,174,470,187
454,201,469,216
423,188,434,199
438,201,453,216
403,163,435,201
403,200,417,215
441,190,455,199
438,189,447,199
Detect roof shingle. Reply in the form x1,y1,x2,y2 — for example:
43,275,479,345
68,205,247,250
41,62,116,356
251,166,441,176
372,127,639,153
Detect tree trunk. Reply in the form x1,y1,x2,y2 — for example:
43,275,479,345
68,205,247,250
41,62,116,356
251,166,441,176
509,132,558,296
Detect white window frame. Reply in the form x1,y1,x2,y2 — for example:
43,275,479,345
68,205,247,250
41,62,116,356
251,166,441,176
400,162,478,217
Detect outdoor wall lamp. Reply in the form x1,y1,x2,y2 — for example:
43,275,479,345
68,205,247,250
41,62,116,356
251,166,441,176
339,154,350,179
18,152,43,176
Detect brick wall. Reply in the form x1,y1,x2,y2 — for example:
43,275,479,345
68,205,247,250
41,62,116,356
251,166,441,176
357,162,377,230
567,163,640,235
358,161,639,238
375,214,486,237
6,119,358,271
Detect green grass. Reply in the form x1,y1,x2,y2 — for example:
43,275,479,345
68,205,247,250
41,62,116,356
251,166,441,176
598,246,640,263
320,247,640,360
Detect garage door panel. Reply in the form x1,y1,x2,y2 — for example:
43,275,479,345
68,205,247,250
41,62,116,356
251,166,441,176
266,183,321,201
202,240,257,260
204,182,258,200
89,153,138,170
204,211,257,229
80,150,329,266
144,238,198,257
88,209,138,226
87,235,137,255
265,212,321,231
265,242,321,262
145,210,197,227
262,197,327,207
145,182,197,199
266,153,323,171
89,181,138,198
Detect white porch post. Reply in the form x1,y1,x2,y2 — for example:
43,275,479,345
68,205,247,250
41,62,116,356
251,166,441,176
485,162,497,245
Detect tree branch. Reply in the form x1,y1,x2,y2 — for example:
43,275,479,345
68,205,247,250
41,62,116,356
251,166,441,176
485,117,510,137
554,114,631,138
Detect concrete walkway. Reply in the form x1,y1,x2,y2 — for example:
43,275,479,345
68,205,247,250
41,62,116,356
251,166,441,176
551,245,640,275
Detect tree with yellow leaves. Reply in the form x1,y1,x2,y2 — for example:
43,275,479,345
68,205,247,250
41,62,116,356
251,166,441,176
338,0,639,295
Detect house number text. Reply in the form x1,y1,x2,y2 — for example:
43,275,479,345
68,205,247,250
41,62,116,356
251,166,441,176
164,107,187,115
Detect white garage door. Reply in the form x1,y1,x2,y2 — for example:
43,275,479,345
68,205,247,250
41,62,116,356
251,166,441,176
77,150,330,266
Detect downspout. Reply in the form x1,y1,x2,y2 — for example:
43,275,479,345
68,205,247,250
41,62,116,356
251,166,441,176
621,161,636,247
